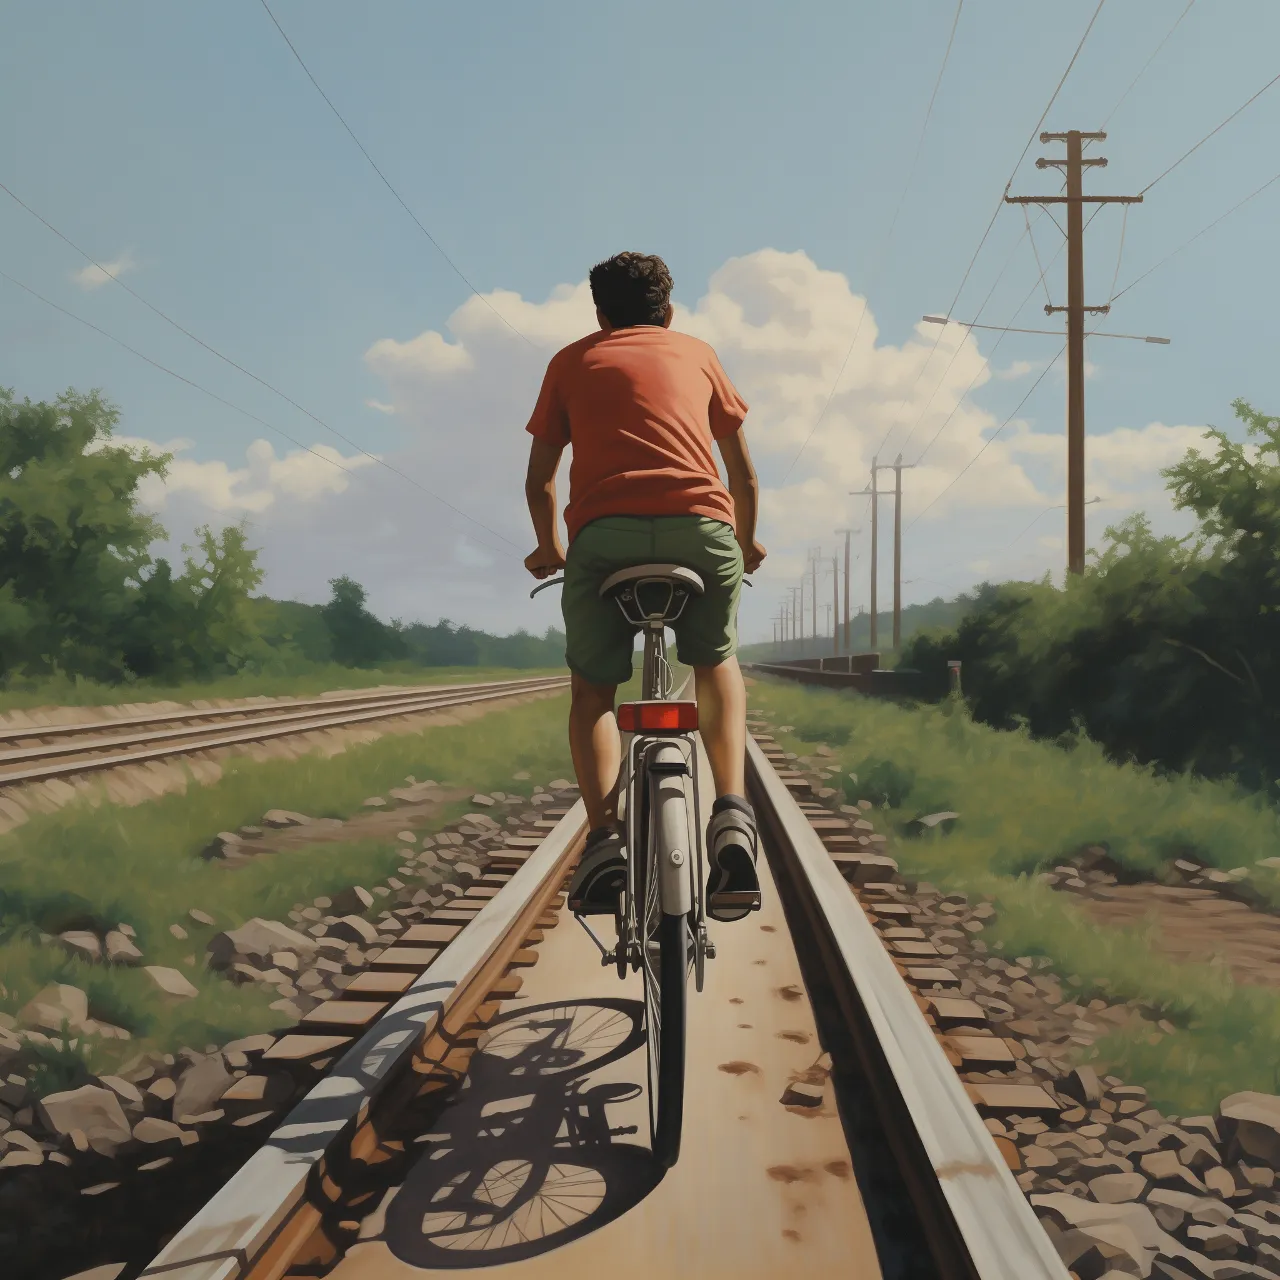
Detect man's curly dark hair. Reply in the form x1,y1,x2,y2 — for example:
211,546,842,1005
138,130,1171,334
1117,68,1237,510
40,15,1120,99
588,252,673,328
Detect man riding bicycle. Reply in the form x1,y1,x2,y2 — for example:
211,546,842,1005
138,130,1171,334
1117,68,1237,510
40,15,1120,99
523,251,766,923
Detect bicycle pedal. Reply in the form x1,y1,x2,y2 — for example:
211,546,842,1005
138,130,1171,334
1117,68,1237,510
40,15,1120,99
710,891,762,909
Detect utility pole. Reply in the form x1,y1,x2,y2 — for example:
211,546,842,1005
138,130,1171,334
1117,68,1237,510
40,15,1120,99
829,556,839,657
834,527,858,655
867,467,879,651
889,454,917,651
810,550,819,642
1006,131,1142,576
869,459,912,650
791,585,802,644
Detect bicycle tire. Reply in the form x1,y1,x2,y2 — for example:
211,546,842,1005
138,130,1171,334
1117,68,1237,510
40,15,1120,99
646,910,687,1167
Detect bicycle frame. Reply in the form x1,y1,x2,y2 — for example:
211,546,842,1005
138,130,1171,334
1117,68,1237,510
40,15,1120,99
616,623,710,983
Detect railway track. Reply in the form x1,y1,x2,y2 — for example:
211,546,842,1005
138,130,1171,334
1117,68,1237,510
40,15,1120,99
0,676,569,789
137,714,1067,1280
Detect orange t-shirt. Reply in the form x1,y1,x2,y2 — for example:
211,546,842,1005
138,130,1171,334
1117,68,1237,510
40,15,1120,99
525,326,748,544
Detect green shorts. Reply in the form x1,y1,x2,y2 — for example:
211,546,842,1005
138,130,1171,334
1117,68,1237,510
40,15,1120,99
563,516,744,686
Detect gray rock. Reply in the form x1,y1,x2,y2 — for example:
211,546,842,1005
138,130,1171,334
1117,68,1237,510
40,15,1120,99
188,909,215,927
98,1075,143,1108
1236,1213,1280,1252
1219,1093,1280,1170
1151,1257,1216,1280
37,1085,132,1156
908,811,960,835
1032,1192,1195,1277
173,1056,232,1122
18,983,90,1033
58,931,102,962
1089,1172,1150,1203
330,885,374,915
144,966,199,999
221,1033,275,1056
326,915,379,946
200,831,244,860
132,1117,185,1145
207,918,318,969
261,809,313,828
1185,1222,1246,1257
104,931,143,965
1182,1116,1222,1144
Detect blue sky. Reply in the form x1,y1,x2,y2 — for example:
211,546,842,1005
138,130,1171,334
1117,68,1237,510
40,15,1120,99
3,1,1277,641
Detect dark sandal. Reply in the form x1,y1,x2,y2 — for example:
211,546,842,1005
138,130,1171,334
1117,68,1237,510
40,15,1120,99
567,825,626,915
706,796,761,923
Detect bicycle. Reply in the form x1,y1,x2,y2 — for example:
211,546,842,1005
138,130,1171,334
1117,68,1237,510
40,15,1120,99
531,563,717,1168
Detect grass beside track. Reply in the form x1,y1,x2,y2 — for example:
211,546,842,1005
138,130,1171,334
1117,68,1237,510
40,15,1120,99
749,676,1280,1115
0,692,574,1093
0,665,567,714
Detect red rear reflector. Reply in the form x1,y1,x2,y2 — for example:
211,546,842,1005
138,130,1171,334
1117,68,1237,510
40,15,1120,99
617,701,698,732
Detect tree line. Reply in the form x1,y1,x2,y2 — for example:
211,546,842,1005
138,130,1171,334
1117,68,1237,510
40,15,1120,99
0,387,563,684
904,399,1280,797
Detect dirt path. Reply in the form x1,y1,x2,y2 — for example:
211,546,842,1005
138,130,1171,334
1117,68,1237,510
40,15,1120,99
1074,883,1280,986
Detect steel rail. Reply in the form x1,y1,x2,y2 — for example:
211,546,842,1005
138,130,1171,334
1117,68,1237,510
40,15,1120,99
140,798,588,1280
0,675,567,788
0,677,546,745
746,734,1067,1280
0,676,565,767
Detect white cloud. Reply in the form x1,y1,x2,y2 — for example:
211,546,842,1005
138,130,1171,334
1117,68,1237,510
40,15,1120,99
115,249,1217,638
71,251,137,291
110,435,376,514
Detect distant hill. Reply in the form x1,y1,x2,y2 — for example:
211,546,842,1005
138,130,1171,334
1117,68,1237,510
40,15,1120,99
739,594,973,666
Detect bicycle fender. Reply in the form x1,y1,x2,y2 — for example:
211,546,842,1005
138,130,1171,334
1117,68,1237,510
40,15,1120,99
652,766,694,917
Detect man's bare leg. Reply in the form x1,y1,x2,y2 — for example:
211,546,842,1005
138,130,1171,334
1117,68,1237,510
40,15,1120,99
568,672,620,831
693,656,747,797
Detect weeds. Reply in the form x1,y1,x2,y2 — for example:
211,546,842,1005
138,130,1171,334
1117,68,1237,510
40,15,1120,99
0,692,573,1091
751,677,1280,1114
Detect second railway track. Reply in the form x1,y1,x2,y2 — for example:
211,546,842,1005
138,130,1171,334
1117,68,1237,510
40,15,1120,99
0,675,569,789
136,707,1067,1280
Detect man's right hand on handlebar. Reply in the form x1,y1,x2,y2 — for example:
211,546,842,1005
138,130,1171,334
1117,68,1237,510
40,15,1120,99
524,542,566,579
739,538,767,574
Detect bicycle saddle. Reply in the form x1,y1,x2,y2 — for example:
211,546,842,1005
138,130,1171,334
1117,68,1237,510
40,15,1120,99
598,563,705,598
599,564,705,628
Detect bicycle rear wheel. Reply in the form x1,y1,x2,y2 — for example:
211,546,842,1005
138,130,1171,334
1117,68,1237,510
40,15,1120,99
641,769,691,1168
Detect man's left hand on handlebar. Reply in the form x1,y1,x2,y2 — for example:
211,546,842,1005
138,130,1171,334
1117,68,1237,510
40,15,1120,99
525,543,566,579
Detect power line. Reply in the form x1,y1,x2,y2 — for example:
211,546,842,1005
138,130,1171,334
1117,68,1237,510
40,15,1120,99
894,215,1040,460
1099,0,1195,130
909,199,1110,470
1140,68,1280,195
257,0,531,347
0,269,518,555
1105,204,1130,308
0,179,521,550
871,0,1107,464
1023,205,1053,309
1112,169,1280,303
779,0,964,481
0,270,353,474
907,345,1064,529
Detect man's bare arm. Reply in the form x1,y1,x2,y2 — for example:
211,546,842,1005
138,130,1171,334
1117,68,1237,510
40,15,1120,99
717,428,767,573
524,437,567,578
